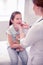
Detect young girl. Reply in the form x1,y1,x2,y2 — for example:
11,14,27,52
6,11,28,65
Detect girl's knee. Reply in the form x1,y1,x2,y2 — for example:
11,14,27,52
24,56,28,63
11,58,18,65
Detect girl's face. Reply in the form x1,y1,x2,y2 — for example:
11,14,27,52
33,4,41,16
12,14,22,25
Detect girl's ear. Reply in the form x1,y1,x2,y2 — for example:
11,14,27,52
11,19,13,23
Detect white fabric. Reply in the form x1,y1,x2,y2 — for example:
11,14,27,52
20,20,43,47
20,18,43,65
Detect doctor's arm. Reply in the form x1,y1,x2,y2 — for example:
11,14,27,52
20,23,41,48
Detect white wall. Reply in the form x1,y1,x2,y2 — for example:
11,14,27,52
24,0,39,26
0,21,9,41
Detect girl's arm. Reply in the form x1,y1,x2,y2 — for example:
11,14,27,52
7,34,22,49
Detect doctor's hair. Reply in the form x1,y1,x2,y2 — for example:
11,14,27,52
9,11,21,26
32,0,43,8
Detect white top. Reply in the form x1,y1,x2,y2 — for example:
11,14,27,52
6,25,28,46
20,17,43,59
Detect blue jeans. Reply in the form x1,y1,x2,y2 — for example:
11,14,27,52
7,47,28,65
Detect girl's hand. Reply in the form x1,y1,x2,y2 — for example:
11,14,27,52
16,34,20,40
16,24,22,30
16,48,24,52
16,45,25,52
16,48,20,52
19,47,25,51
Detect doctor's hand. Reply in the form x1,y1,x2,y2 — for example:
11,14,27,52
19,47,25,51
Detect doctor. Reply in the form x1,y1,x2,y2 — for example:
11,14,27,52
20,0,43,65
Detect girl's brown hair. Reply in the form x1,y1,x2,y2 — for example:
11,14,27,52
9,11,21,26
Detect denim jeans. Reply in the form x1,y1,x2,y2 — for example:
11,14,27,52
7,47,28,65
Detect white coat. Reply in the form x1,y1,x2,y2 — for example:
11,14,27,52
20,17,43,65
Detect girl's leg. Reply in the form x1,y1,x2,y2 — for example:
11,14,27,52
7,47,18,65
19,49,28,65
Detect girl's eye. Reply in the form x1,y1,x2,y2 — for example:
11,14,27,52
16,18,22,20
16,18,19,20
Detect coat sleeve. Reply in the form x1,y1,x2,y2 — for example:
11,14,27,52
20,22,42,48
